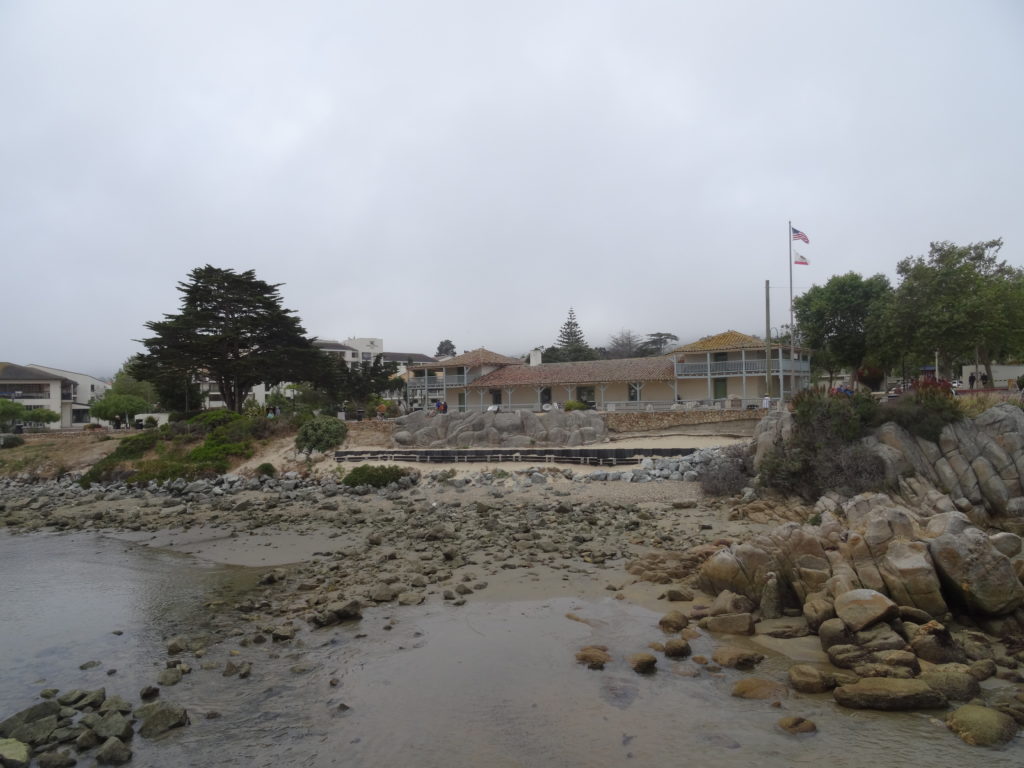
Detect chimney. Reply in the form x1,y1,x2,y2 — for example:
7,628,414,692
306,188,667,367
529,347,543,366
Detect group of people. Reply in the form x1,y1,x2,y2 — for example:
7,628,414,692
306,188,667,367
434,400,448,414
967,372,990,389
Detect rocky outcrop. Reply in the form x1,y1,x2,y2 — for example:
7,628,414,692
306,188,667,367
697,493,1024,633
755,403,1024,529
392,409,608,449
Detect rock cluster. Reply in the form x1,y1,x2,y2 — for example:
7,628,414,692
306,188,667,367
755,403,1024,531
0,690,187,767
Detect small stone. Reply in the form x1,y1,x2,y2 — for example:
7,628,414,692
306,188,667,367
95,736,132,765
731,677,788,700
778,716,816,735
36,749,77,768
711,646,764,670
629,653,657,674
575,646,612,670
658,611,689,633
157,667,182,686
663,638,692,659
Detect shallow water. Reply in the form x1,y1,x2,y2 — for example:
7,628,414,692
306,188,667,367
1,532,1021,767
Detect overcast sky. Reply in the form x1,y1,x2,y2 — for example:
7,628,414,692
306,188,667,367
3,1,1022,378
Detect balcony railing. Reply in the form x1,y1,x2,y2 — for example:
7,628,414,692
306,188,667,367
675,360,810,378
408,374,467,391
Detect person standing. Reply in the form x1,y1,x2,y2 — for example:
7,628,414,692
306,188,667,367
969,373,976,389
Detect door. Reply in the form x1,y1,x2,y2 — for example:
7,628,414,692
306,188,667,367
713,378,728,399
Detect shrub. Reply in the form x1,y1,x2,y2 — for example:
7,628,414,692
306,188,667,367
83,422,104,431
701,461,749,496
144,416,158,429
188,440,253,465
295,416,348,456
759,390,887,501
563,400,589,411
0,434,25,449
189,409,243,431
255,462,276,477
341,464,408,488
878,384,963,443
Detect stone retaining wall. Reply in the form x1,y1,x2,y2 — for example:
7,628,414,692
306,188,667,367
602,409,767,433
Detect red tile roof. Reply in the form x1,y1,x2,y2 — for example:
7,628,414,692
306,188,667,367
466,357,675,388
413,348,522,369
667,330,767,353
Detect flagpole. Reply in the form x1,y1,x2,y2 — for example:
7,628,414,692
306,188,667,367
788,220,794,402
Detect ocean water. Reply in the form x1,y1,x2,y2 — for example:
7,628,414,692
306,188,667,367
1,531,1021,767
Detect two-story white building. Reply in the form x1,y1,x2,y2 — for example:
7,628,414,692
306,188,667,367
0,362,110,429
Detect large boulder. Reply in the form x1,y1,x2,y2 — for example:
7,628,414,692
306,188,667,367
946,704,1019,746
833,589,898,632
833,678,947,710
928,527,1024,616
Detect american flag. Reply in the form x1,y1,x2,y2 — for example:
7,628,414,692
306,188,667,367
792,227,809,243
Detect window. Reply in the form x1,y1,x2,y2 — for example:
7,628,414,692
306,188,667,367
362,352,372,361
576,386,594,404
540,387,552,405
628,383,641,402
490,389,502,405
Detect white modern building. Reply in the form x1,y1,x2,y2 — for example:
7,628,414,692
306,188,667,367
1,362,110,429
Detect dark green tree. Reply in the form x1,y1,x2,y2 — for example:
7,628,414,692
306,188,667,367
135,266,323,412
551,308,598,362
557,308,586,347
317,353,402,411
793,272,893,385
877,240,1024,381
435,339,456,357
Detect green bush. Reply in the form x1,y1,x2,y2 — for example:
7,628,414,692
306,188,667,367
189,409,243,431
878,384,963,443
255,462,276,477
144,416,158,429
295,416,348,456
188,440,253,465
0,434,25,449
563,400,589,411
341,464,408,488
759,390,886,501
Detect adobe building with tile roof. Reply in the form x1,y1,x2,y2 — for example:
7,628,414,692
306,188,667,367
405,331,810,413
667,329,810,402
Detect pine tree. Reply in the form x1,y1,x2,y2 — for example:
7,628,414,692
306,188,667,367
556,308,586,348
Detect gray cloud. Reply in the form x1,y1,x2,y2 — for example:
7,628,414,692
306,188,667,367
2,0,1021,377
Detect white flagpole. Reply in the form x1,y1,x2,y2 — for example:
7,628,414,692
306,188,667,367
788,220,794,401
